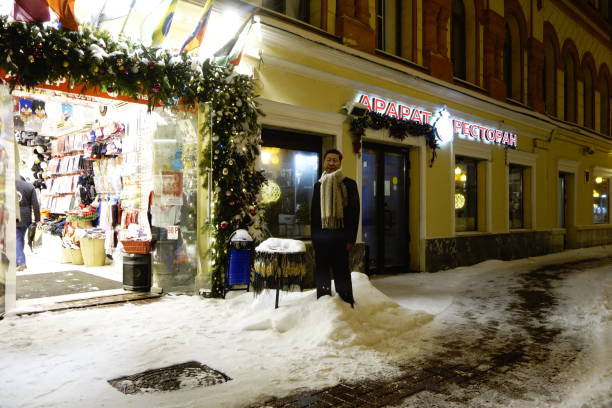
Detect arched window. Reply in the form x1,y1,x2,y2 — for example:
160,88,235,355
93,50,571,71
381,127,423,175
600,69,611,135
376,0,414,60
451,0,466,80
263,0,311,25
563,52,577,123
583,65,595,129
503,15,522,101
543,36,557,116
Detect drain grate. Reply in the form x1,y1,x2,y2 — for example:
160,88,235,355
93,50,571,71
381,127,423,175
108,361,231,394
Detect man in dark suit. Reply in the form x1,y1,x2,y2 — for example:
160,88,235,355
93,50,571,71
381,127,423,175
311,149,360,306
16,176,40,271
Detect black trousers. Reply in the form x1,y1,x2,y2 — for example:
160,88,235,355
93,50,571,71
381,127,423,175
313,230,354,305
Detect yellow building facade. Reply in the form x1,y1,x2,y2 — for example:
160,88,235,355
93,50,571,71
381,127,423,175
237,0,611,273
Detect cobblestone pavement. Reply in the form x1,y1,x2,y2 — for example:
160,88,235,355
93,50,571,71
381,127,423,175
252,257,612,408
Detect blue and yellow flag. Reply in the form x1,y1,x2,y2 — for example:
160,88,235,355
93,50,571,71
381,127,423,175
180,0,214,53
151,0,179,46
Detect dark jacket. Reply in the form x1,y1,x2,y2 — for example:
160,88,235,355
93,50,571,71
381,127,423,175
311,177,360,244
17,178,40,228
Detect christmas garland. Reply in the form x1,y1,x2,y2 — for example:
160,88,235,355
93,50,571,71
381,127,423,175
350,111,440,166
0,17,266,298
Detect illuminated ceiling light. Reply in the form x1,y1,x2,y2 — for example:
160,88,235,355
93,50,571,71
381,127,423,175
595,176,604,184
459,174,467,182
454,193,466,209
454,166,462,175
260,180,281,204
593,190,600,198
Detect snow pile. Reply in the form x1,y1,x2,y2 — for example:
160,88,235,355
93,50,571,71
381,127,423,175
230,272,433,349
255,237,306,253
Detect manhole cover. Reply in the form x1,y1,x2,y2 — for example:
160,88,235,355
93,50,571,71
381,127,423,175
108,361,231,394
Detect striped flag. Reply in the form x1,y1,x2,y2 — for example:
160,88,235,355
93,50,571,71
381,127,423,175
213,11,256,66
151,0,179,46
180,0,214,53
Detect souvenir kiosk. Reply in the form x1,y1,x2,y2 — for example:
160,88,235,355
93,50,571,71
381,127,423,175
8,78,200,298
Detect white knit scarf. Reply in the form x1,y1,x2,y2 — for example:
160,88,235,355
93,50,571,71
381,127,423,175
319,169,347,229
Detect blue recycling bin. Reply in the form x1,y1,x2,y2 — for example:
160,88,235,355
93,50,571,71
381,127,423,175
225,229,254,294
227,248,251,285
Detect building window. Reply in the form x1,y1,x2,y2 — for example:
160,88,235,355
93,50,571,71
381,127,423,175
451,0,466,80
564,53,577,122
376,0,413,59
259,130,321,239
504,13,523,101
263,0,311,24
455,156,478,232
543,37,557,116
509,165,524,229
593,176,610,224
584,65,595,129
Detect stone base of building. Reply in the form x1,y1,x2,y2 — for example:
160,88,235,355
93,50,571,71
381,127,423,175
570,226,612,248
424,230,567,272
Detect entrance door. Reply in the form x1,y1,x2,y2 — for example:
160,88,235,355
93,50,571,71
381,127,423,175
558,173,568,228
362,144,409,274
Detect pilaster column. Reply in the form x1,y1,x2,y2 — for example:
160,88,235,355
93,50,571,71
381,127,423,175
483,9,506,100
527,38,545,113
422,0,453,82
355,0,369,25
336,0,375,53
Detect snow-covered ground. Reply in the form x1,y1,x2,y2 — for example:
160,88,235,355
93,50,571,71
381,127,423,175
1,246,611,408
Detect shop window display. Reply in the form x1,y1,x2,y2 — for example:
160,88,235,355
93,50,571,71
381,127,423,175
8,87,199,295
455,156,478,232
259,146,319,239
593,177,609,224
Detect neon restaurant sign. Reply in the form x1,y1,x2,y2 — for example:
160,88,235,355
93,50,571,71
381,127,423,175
357,94,518,147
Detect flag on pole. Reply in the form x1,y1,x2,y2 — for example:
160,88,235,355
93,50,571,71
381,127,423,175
151,0,179,46
180,0,214,53
213,10,257,66
47,0,79,31
12,0,51,23
90,0,138,28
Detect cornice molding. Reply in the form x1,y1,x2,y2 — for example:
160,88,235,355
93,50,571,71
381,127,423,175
454,138,493,161
258,99,345,137
558,158,580,173
507,149,537,167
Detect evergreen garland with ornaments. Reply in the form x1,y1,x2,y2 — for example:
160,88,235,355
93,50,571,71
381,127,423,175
0,17,266,298
350,111,440,166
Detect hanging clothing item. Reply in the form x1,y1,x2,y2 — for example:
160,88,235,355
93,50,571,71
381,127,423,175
77,173,96,206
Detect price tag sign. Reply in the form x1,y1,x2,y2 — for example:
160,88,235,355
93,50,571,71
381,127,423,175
167,226,179,240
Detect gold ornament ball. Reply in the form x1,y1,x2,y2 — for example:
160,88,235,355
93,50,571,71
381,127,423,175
63,61,69,67
222,168,229,175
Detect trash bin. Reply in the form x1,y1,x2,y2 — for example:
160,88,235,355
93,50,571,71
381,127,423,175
70,248,84,265
80,238,106,267
123,253,151,292
225,229,253,295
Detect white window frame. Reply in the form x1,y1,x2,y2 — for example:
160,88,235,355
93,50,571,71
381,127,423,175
507,149,537,231
452,138,492,234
